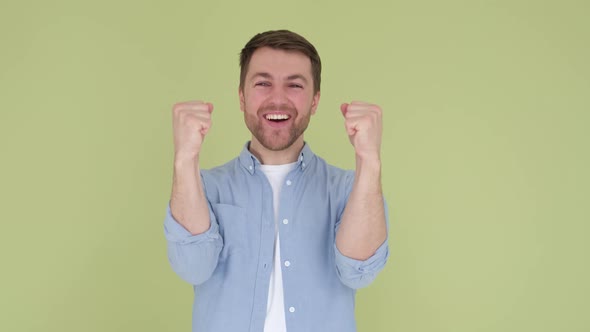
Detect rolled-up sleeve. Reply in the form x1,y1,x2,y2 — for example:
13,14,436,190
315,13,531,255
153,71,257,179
334,238,389,289
163,201,223,286
334,198,391,289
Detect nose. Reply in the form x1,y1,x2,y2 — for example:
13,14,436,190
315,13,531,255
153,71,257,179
266,85,289,107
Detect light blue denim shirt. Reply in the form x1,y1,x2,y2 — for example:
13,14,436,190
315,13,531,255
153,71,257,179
164,143,389,332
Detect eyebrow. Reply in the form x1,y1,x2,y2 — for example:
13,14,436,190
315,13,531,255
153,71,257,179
251,72,308,83
286,74,308,83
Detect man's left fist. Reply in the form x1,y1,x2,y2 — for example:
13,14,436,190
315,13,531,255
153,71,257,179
340,101,383,161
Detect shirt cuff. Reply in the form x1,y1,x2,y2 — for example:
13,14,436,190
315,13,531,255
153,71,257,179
163,202,220,244
334,237,389,275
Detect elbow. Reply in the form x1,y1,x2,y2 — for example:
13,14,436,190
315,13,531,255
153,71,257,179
336,268,379,289
334,241,389,289
167,242,222,286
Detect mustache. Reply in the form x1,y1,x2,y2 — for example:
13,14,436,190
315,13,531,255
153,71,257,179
258,103,297,113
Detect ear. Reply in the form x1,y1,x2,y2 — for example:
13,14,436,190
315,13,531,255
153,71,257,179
311,91,321,115
239,87,245,112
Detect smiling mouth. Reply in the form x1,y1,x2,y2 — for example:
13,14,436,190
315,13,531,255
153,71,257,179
265,114,291,122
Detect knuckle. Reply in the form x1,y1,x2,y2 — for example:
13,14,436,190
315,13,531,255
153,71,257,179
173,102,186,110
173,100,207,112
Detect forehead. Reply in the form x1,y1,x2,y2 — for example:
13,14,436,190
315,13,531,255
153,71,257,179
247,47,312,79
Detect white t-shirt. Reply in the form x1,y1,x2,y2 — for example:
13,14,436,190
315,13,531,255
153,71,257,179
260,162,297,332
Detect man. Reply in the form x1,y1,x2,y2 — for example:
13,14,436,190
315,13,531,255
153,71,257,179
164,30,389,332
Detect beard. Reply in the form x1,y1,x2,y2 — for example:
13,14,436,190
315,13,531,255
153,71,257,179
244,102,311,151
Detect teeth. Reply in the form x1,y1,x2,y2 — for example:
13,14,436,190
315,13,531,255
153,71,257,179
265,114,290,120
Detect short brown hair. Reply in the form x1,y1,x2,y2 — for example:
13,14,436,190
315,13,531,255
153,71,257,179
239,30,322,94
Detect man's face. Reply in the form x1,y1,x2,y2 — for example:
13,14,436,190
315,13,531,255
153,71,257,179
239,47,320,151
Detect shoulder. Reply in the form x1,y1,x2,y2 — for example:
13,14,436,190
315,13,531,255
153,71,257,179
312,155,355,190
200,158,241,182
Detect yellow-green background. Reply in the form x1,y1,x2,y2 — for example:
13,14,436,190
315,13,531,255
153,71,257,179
1,0,588,331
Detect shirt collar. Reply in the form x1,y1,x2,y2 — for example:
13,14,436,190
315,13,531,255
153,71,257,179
239,141,315,175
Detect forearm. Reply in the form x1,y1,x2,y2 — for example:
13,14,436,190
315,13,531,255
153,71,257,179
164,201,222,285
336,156,387,260
170,156,211,235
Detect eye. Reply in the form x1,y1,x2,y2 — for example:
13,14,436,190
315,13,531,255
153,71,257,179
289,84,303,89
255,82,271,87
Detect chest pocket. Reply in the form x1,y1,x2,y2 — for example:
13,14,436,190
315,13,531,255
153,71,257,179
212,203,250,257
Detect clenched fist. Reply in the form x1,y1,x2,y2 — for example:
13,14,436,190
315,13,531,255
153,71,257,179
340,101,383,161
172,101,214,161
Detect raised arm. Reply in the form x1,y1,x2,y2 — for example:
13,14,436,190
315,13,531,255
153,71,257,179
336,101,388,261
170,101,214,234
164,101,222,286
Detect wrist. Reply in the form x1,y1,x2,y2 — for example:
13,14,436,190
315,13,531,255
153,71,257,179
355,156,381,176
174,154,200,170
355,152,381,167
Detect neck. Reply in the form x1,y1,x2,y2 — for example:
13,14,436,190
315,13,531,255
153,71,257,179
249,137,304,165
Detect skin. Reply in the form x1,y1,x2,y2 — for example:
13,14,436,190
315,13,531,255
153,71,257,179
336,101,387,260
169,47,386,260
239,47,320,165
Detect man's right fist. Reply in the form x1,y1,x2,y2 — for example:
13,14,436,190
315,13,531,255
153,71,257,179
172,101,214,161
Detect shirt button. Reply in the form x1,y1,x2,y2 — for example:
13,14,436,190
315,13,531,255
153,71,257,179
282,219,289,225
286,180,292,186
248,165,253,170
284,261,291,267
289,307,295,313
302,162,306,168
